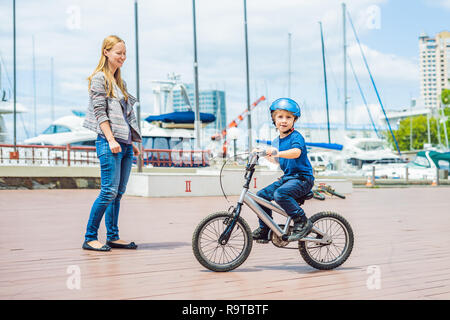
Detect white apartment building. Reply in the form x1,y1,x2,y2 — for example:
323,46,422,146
419,31,450,109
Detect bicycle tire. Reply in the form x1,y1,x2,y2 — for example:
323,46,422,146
299,211,354,270
192,211,253,272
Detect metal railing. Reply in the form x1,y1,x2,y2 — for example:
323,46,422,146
0,144,98,166
0,144,212,167
140,148,211,167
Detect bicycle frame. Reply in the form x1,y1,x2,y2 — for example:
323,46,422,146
242,189,329,244
220,153,331,245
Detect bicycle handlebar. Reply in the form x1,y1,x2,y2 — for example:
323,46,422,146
251,149,278,157
247,149,278,169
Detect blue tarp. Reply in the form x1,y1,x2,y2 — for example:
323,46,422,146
256,139,343,151
145,111,216,124
305,142,343,151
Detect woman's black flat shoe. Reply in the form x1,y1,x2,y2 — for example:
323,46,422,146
82,241,111,251
106,241,138,249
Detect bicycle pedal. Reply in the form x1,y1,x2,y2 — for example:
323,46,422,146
255,239,270,244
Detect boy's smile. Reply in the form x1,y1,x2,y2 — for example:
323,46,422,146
273,109,296,136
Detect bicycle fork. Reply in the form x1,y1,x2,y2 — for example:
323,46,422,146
218,188,247,245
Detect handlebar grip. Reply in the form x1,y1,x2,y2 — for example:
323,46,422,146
253,150,277,157
256,150,267,157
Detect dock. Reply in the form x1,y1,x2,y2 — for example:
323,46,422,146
1,187,450,300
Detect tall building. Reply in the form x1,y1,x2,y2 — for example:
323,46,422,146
419,31,450,109
172,84,227,139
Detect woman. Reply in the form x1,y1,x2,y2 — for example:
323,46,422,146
82,35,142,251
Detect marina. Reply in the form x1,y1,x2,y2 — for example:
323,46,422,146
1,187,450,300
1,0,450,305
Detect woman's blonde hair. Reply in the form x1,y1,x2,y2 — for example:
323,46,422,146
88,35,128,101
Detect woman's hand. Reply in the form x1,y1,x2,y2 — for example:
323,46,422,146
108,139,122,153
132,144,140,157
99,121,121,154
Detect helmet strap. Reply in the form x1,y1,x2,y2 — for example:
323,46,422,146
282,127,294,134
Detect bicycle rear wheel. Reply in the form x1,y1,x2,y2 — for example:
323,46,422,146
192,211,253,272
299,211,354,270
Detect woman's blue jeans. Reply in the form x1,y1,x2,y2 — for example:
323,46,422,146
84,136,133,242
256,175,314,229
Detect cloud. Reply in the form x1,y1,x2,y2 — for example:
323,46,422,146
424,0,450,10
346,44,418,82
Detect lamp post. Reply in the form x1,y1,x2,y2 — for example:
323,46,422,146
192,0,202,149
227,127,239,162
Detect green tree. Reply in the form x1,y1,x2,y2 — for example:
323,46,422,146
385,89,450,151
385,111,450,151
442,89,450,106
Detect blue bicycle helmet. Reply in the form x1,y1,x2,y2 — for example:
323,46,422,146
269,98,301,118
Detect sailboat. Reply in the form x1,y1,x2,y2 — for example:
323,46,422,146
0,59,27,143
315,4,406,175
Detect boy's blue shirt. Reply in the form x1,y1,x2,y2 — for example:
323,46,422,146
272,130,314,178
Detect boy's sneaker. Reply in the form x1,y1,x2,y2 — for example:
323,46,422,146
252,227,270,243
288,215,313,242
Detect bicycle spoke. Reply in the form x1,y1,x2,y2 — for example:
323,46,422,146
305,217,349,265
198,216,248,266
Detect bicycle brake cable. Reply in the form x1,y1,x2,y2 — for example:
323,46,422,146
219,152,251,203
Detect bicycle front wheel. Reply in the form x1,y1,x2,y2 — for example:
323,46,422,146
192,211,253,272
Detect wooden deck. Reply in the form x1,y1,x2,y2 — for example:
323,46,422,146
1,187,450,300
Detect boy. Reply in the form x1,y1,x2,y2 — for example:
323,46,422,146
253,98,315,242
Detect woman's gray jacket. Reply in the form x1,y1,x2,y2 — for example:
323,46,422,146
83,71,142,142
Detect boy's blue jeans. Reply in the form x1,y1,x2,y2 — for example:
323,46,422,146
84,135,133,242
256,174,314,229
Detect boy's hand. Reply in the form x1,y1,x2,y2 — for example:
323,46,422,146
266,147,278,157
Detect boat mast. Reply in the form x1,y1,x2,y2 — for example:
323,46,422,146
343,3,348,131
319,22,331,143
347,10,401,155
436,105,442,148
134,0,143,172
50,57,54,123
243,0,252,151
410,95,413,151
288,32,292,97
32,35,37,137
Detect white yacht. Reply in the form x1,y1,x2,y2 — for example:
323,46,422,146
362,150,450,180
343,136,404,169
316,136,406,176
23,112,97,146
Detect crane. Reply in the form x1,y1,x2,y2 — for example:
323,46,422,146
211,95,266,157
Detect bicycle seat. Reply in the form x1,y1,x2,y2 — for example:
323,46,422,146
296,191,314,205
